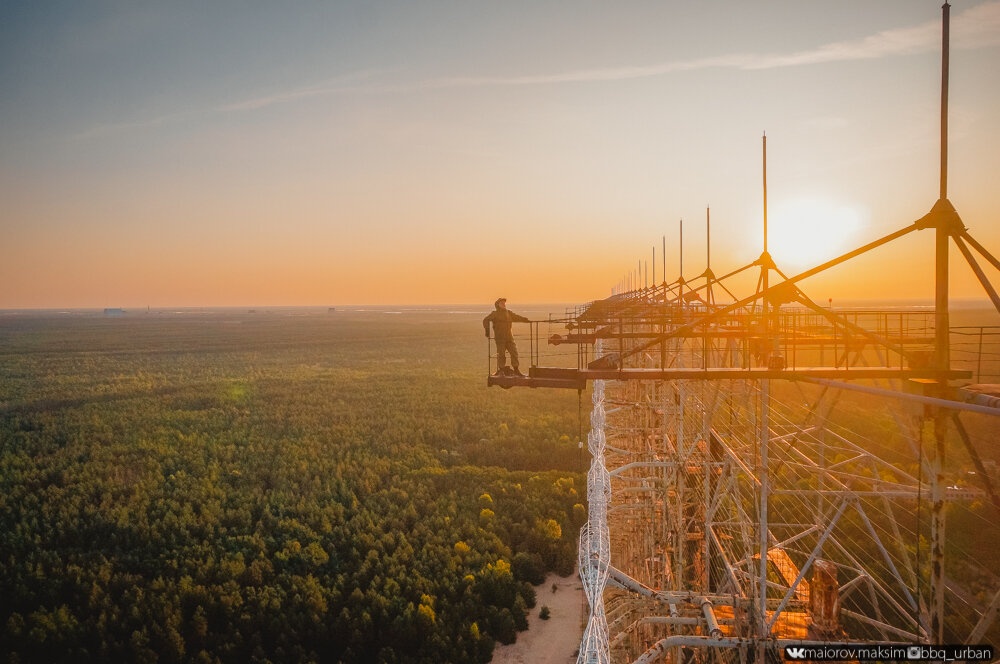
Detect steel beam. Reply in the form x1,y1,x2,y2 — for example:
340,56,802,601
529,367,969,382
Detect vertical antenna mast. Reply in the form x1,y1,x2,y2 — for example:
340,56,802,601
706,206,711,270
940,3,950,201
679,219,684,302
706,206,713,305
763,132,768,255
758,130,770,645
936,2,951,371
930,4,952,646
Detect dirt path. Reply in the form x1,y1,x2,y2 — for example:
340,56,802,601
490,572,587,664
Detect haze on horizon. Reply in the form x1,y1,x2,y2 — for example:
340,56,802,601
2,1,1000,309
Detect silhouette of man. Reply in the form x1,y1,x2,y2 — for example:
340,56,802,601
483,298,530,376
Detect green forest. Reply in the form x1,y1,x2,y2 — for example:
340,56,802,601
0,310,587,663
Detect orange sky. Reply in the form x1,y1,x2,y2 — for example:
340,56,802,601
2,2,999,308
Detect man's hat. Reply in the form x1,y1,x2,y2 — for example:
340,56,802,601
495,297,506,307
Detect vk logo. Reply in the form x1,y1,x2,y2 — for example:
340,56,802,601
785,647,806,659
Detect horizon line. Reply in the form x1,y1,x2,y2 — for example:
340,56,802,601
2,296,997,314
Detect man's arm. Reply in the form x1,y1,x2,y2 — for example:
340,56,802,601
483,312,494,336
510,312,531,324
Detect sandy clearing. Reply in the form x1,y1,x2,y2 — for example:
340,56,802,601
490,571,587,664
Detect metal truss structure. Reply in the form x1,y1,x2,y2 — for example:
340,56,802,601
568,286,998,663
488,6,1000,663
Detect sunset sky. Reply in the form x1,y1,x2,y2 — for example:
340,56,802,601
2,1,999,308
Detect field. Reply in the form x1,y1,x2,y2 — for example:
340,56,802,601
0,309,586,663
1,306,997,662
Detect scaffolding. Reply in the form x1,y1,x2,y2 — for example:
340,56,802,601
487,5,1000,662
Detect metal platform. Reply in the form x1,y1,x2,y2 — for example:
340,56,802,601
486,369,586,390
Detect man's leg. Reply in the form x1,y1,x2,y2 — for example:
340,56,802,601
496,338,508,370
506,338,520,372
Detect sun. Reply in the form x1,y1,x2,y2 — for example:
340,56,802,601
767,198,865,270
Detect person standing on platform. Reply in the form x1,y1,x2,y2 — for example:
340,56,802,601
483,298,530,376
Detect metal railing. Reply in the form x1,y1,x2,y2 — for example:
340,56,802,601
951,326,1000,383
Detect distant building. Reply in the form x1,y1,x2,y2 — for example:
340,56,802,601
104,308,124,316
328,307,337,313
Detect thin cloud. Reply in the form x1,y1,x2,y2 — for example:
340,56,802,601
72,70,383,140
74,1,1000,138
406,1,1000,87
216,69,385,112
742,1,1000,69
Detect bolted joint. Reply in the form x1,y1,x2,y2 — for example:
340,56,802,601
754,251,777,270
914,197,965,234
